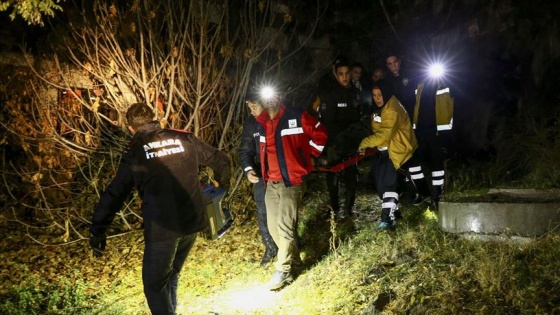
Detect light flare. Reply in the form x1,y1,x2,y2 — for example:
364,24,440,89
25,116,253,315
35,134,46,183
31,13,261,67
179,280,284,314
428,63,445,79
260,86,276,100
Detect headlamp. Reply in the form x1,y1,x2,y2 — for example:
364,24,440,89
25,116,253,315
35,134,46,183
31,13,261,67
428,63,445,79
260,86,276,100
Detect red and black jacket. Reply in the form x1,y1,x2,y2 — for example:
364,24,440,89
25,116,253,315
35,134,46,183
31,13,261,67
256,105,327,187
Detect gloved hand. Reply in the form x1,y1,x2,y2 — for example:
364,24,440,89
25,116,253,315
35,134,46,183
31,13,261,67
89,233,106,257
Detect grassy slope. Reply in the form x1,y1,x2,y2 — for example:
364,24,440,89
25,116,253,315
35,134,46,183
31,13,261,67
2,166,560,314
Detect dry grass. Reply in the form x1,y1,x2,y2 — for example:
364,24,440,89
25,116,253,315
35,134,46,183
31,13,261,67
2,163,560,314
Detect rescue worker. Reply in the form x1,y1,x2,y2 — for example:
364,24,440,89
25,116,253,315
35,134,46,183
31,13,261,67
409,72,454,210
317,55,349,99
363,66,386,117
350,62,365,92
384,51,431,206
238,89,278,266
317,60,362,219
89,103,231,315
310,55,349,117
372,67,386,83
256,86,328,290
359,80,417,230
385,52,418,119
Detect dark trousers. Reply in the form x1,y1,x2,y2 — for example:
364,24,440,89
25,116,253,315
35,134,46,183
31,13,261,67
372,151,398,199
142,232,197,315
254,179,276,247
372,151,400,223
326,164,358,212
414,129,447,200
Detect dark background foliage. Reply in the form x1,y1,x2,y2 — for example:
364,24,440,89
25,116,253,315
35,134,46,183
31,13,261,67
1,0,559,229
1,1,560,313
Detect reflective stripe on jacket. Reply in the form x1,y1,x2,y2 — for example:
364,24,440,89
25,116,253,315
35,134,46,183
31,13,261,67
256,105,327,187
359,96,417,169
413,83,454,131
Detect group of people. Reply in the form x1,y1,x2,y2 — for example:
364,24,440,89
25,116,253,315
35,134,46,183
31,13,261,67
308,52,453,230
88,88,327,313
87,50,454,314
234,51,453,295
381,52,453,216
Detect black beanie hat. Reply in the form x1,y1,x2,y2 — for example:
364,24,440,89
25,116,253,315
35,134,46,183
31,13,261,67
332,54,348,67
245,85,260,103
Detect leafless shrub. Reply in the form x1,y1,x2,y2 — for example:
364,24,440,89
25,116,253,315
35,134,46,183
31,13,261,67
0,0,322,244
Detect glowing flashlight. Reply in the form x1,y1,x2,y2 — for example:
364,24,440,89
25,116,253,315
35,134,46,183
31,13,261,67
428,63,445,79
260,86,276,100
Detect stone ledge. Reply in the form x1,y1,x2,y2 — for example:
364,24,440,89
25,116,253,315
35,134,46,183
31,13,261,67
438,200,560,237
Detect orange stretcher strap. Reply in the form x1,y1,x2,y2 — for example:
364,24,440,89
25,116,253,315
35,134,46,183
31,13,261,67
315,148,378,173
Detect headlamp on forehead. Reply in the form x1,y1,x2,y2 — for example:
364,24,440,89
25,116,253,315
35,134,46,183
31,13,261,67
428,63,445,79
260,86,276,100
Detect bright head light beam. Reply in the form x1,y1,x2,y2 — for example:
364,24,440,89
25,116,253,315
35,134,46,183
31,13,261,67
428,63,445,79
260,86,276,100
178,280,283,314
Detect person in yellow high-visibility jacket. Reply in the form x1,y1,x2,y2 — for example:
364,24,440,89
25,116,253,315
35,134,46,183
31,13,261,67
359,80,417,230
407,79,454,210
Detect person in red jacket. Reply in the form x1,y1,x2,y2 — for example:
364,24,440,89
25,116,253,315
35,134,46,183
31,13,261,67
89,103,231,315
255,86,328,290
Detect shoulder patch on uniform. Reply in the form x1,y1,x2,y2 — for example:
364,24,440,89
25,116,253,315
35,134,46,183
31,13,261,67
143,138,185,160
288,119,297,128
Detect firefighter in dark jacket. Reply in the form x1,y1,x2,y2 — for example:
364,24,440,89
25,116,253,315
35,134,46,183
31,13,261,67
237,91,278,266
89,103,231,315
256,87,328,290
317,60,362,218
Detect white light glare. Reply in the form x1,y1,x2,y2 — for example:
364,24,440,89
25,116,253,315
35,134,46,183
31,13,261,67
429,63,445,79
179,281,281,313
260,86,276,100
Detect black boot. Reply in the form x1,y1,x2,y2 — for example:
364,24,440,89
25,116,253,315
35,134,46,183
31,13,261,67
409,178,431,206
376,193,398,231
260,237,278,266
432,184,443,202
343,165,358,218
375,208,395,231
429,185,443,212
403,166,430,205
326,172,340,214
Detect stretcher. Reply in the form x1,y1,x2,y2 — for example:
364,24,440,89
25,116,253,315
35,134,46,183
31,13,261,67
315,148,378,173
